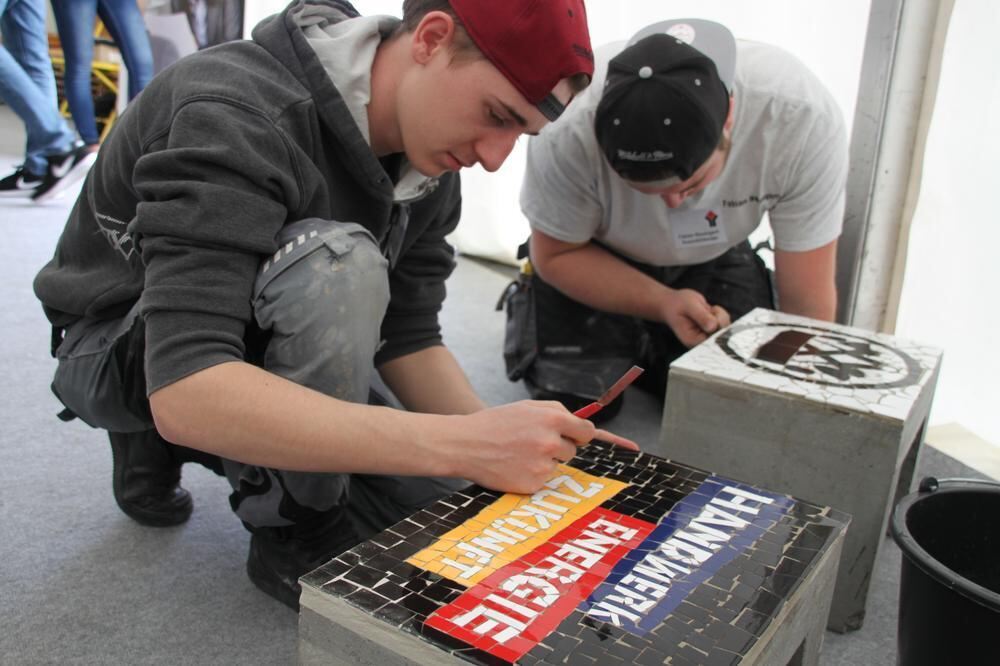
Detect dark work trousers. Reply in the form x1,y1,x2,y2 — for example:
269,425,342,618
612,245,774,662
50,218,468,541
528,241,775,400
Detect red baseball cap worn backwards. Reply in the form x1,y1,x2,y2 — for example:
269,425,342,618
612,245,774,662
448,0,594,121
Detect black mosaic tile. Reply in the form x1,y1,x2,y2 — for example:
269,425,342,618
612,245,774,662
733,607,773,637
319,577,358,597
302,440,846,664
708,603,740,625
397,591,439,618
350,539,385,561
388,518,423,538
716,624,757,655
705,648,742,666
387,560,422,579
784,544,819,562
370,578,409,602
402,576,430,593
300,557,351,587
337,550,362,567
681,628,714,654
368,529,404,549
776,553,808,579
344,586,388,614
372,602,416,627
422,581,461,603
343,564,385,588
748,588,783,617
362,552,399,574
635,645,668,665
672,641,708,663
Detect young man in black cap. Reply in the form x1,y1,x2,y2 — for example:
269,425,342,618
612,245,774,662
508,19,848,416
34,0,637,610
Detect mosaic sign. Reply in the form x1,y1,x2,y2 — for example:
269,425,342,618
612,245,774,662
301,441,847,665
406,466,628,586
668,308,943,421
716,322,923,389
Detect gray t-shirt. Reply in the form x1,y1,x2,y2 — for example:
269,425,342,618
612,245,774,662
521,39,848,266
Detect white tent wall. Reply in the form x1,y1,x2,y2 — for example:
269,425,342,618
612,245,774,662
894,0,1000,450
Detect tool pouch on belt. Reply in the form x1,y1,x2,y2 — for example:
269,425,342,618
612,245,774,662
496,241,644,401
496,266,537,381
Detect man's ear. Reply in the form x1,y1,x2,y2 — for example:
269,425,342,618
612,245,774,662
410,11,456,65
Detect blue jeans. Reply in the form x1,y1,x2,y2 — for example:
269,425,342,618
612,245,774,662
51,0,153,145
0,0,78,175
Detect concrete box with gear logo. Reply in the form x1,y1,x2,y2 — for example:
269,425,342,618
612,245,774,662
657,307,943,633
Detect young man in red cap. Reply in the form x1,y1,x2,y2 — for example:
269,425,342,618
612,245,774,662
34,0,636,609
507,19,848,418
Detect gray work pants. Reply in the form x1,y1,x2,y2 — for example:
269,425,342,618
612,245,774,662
51,218,467,539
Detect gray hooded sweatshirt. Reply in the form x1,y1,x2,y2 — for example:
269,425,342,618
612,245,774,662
34,0,463,393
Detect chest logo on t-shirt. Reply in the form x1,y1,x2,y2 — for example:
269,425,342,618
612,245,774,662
723,193,779,208
669,207,728,248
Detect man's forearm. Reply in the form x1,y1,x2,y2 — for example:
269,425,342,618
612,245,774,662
148,360,638,496
774,240,839,322
150,361,459,476
778,286,837,321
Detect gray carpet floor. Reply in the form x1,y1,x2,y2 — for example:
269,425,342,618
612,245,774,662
1,104,993,664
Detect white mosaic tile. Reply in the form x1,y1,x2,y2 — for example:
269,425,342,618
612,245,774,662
671,308,943,421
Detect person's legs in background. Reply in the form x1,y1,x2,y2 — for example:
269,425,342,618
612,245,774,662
98,0,154,99
50,0,102,147
51,0,153,148
0,0,90,198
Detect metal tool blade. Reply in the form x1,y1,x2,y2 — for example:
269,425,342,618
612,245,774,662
573,365,644,419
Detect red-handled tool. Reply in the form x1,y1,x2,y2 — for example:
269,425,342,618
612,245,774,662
573,365,644,419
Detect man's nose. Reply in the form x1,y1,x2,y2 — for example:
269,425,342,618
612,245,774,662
474,132,519,173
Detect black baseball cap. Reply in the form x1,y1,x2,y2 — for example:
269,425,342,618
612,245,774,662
595,19,736,183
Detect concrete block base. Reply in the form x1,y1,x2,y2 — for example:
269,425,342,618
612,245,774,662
659,308,942,632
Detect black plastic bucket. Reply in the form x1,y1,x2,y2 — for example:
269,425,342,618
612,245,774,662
890,477,1000,665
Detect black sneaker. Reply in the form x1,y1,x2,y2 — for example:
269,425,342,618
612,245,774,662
108,430,193,527
0,166,44,197
32,144,97,203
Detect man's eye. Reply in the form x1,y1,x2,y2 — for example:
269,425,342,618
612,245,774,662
489,109,507,127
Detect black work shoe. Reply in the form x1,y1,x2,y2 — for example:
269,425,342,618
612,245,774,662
109,430,193,527
246,514,361,610
32,144,97,203
0,166,43,197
